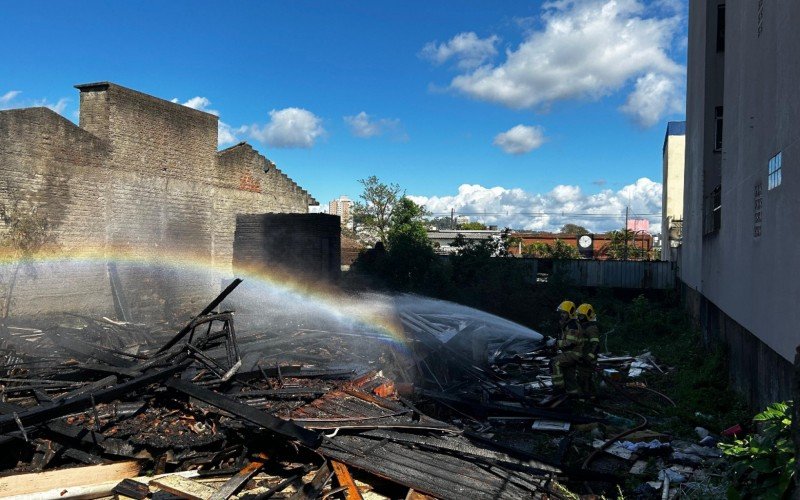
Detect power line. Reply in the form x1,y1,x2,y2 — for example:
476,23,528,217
428,211,660,217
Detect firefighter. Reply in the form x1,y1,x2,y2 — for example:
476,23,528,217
576,303,600,397
542,301,583,405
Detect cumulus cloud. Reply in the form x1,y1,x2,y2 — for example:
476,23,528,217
409,177,662,233
427,0,684,126
172,96,219,116
246,107,325,149
344,111,404,139
620,72,684,127
493,125,546,154
420,32,500,69
172,96,246,146
218,122,247,146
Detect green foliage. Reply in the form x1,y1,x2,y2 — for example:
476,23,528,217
600,294,749,437
384,198,436,289
560,223,589,235
601,229,648,260
521,239,580,259
428,216,456,230
522,241,550,258
351,176,402,245
720,402,795,499
458,221,487,230
549,239,581,259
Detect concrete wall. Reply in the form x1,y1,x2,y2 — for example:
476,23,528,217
0,82,316,322
233,214,341,283
683,285,792,409
683,0,800,402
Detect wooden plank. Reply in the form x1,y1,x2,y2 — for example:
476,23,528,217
150,475,217,500
405,489,437,500
208,453,269,500
0,460,141,497
331,460,363,500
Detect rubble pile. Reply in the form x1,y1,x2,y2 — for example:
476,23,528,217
0,282,732,499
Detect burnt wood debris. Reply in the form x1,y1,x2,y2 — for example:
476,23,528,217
0,279,678,499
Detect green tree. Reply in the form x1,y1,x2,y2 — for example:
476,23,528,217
559,223,589,235
384,197,436,289
548,239,581,259
351,176,402,245
458,221,487,230
521,239,580,259
601,229,646,260
522,242,551,258
428,216,456,230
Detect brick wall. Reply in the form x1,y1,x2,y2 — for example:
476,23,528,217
0,82,317,322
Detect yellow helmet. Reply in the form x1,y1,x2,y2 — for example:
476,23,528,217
576,303,596,321
556,300,576,318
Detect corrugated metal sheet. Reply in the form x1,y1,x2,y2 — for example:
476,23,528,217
551,259,676,289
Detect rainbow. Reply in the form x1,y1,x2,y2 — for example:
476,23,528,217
0,246,410,352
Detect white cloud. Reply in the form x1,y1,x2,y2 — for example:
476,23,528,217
0,90,21,106
493,125,546,154
0,91,70,116
430,0,684,126
420,32,500,69
218,121,246,146
36,97,69,115
344,111,404,139
409,177,662,233
620,72,684,127
172,96,245,146
246,107,325,149
172,96,219,116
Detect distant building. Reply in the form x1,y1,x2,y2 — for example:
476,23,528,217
661,121,686,262
682,1,800,407
427,229,501,255
626,219,650,232
508,232,653,260
456,215,470,225
328,196,353,229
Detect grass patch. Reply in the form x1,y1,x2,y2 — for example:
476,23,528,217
598,294,750,438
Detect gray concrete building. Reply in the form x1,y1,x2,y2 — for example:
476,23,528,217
661,121,685,262
682,1,800,406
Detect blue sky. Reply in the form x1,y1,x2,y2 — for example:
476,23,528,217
0,0,687,232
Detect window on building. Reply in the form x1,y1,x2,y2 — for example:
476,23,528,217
768,152,782,190
716,5,726,52
714,107,724,151
757,0,765,37
703,185,722,235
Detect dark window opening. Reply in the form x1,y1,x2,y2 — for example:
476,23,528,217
716,5,726,52
714,106,723,152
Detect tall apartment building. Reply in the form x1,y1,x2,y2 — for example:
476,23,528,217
328,196,353,229
682,1,800,406
661,121,686,262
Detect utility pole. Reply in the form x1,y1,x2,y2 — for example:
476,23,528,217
623,206,629,261
450,207,455,229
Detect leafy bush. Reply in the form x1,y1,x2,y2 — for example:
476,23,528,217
720,402,795,499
